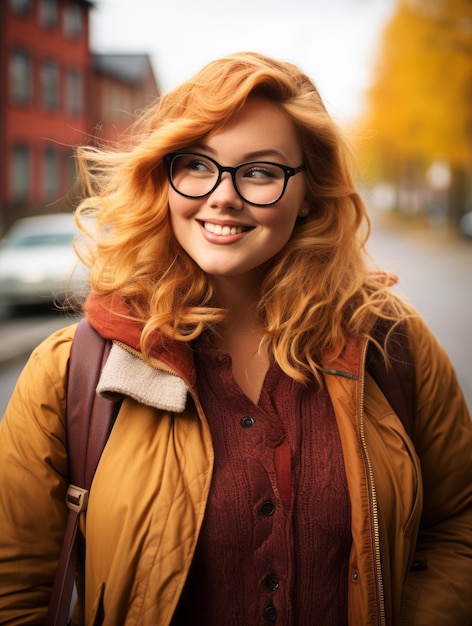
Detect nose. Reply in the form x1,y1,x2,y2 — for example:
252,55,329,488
207,172,244,210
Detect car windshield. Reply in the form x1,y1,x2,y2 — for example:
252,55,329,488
8,233,74,248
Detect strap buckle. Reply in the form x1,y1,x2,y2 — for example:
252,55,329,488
66,485,89,513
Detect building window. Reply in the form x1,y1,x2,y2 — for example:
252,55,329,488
42,147,59,200
39,0,58,28
9,51,32,105
9,0,32,16
63,3,82,39
41,60,59,111
65,68,83,116
11,144,30,201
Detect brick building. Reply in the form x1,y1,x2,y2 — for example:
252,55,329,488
91,53,159,143
0,0,160,233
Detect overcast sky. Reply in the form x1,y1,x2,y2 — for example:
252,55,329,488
90,0,395,122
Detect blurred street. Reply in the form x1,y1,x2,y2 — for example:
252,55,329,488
1,214,471,416
368,213,472,408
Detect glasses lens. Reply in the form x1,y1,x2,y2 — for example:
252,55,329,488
236,163,285,205
170,154,218,198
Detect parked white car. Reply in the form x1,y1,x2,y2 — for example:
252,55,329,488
459,212,472,238
0,213,89,307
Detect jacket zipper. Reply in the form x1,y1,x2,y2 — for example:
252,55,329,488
358,339,386,626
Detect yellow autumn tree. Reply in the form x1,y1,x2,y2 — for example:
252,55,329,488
356,0,472,217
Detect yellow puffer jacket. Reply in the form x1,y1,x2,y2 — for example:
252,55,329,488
0,315,471,625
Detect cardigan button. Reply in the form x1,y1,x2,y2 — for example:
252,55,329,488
240,416,255,428
264,574,279,591
264,605,277,622
260,500,276,516
352,570,359,582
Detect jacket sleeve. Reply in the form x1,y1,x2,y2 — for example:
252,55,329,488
401,315,472,626
0,324,76,624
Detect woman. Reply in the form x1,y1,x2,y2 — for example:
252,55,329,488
0,52,471,626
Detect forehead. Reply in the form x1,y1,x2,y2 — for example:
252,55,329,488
203,97,302,161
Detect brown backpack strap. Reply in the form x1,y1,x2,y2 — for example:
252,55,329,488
366,318,416,438
46,319,117,625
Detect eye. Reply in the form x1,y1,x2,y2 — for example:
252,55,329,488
242,163,282,181
183,157,213,173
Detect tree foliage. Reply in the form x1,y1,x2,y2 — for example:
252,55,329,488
357,0,472,176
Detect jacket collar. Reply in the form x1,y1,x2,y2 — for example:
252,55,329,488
85,292,196,388
85,293,366,409
322,334,363,381
97,343,190,412
94,337,366,413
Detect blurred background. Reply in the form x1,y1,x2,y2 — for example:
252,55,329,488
0,0,471,413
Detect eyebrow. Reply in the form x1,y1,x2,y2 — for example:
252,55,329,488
189,144,288,162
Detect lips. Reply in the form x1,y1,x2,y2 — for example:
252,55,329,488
200,221,252,236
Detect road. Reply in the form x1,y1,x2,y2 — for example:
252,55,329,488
1,215,471,416
368,213,472,406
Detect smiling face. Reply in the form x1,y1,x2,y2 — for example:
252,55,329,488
167,97,309,293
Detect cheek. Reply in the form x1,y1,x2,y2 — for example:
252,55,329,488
263,205,300,239
167,198,191,246
167,204,179,238
168,190,198,224
168,190,185,219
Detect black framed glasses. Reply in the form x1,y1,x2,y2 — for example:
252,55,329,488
165,152,305,206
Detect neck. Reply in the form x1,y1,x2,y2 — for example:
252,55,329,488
209,274,269,404
212,274,260,321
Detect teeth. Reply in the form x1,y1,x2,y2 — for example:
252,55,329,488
203,222,245,236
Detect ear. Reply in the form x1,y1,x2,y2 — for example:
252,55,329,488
297,198,310,217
